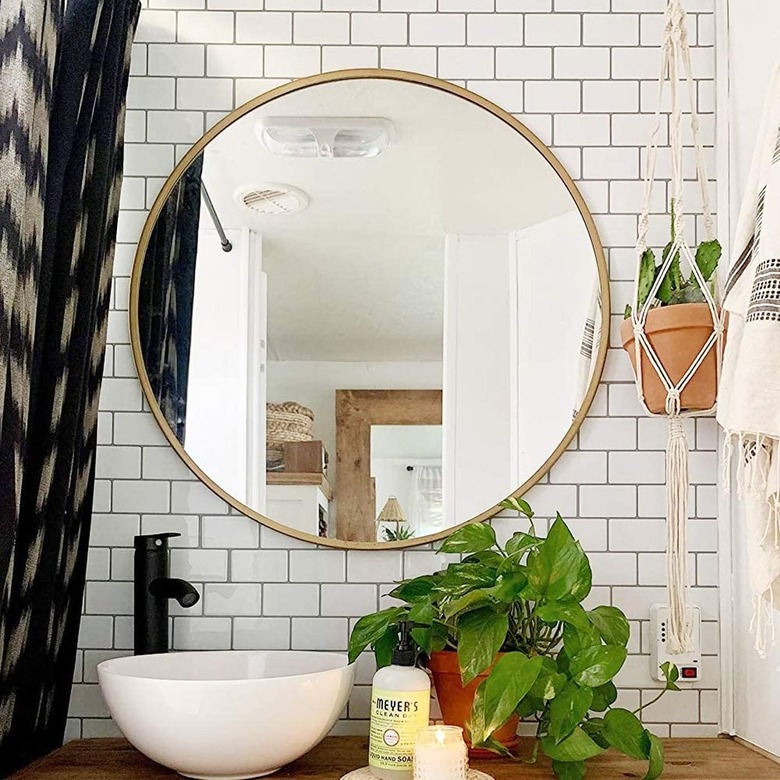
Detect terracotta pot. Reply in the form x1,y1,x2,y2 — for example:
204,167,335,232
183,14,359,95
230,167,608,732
621,302,725,415
428,651,519,758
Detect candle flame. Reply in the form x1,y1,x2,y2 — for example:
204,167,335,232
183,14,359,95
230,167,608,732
435,729,446,745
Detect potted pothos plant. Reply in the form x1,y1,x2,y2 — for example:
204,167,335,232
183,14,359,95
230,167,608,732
349,498,679,780
621,203,723,414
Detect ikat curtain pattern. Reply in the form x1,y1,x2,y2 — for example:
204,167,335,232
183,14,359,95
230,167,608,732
0,0,138,773
138,155,205,445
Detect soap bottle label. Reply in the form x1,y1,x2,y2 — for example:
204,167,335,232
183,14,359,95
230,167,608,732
369,688,430,771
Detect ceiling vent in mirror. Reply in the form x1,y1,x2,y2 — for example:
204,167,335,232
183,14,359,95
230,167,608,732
257,117,395,158
237,184,309,216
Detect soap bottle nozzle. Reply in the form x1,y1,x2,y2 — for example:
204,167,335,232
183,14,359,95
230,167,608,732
392,620,417,667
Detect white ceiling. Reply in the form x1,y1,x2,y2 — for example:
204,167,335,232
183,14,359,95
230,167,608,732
199,78,579,362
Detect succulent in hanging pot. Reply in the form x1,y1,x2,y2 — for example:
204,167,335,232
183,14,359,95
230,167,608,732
348,498,679,780
622,203,724,414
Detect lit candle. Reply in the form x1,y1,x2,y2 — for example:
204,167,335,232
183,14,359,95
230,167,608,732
413,726,468,780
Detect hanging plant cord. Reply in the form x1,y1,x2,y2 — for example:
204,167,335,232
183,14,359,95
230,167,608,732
628,0,726,653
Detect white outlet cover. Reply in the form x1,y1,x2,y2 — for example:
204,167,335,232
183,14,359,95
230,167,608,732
650,603,702,683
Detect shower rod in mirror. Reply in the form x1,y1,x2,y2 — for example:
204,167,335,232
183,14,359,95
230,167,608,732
199,181,232,253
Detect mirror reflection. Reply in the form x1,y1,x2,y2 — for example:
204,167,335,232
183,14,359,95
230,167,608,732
134,75,605,546
372,425,444,542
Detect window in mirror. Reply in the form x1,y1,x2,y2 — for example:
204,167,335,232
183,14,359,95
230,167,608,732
371,425,444,543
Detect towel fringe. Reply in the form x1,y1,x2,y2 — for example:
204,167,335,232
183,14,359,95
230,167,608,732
751,588,776,658
722,430,779,497
724,429,780,651
722,433,733,492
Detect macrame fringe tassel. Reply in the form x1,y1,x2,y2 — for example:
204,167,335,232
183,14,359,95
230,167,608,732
667,416,694,653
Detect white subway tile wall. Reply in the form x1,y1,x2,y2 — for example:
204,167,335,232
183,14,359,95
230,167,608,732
70,0,720,741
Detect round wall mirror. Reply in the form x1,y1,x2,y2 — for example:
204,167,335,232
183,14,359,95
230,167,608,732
130,69,609,549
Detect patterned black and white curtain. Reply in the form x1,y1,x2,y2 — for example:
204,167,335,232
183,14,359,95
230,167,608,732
138,155,204,445
0,0,139,773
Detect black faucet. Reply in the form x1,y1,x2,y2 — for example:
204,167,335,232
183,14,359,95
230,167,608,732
134,533,200,655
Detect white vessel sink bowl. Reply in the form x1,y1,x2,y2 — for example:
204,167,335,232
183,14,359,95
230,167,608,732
97,650,355,780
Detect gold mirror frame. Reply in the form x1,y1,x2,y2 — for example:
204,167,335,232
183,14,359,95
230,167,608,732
129,68,610,551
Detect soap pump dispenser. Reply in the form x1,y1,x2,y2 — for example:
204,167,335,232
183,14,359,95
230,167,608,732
368,622,431,780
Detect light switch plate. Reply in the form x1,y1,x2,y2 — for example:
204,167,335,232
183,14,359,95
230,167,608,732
650,603,702,683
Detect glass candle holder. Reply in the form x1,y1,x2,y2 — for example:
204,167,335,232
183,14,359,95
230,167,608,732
413,726,468,780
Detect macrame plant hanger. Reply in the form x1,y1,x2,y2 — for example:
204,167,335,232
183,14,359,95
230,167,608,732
630,0,726,653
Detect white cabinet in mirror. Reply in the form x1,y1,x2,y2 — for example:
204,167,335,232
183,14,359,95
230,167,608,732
129,69,609,549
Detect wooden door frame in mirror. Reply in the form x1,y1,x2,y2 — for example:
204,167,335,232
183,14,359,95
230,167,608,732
129,68,610,551
336,390,443,543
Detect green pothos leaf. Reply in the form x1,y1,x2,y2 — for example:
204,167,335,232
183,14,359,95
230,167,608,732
500,496,535,518
348,606,405,663
541,727,605,762
603,708,651,761
388,576,439,604
374,625,399,669
411,621,448,655
525,516,588,601
469,653,542,745
552,760,586,780
548,682,593,745
587,605,630,647
590,681,618,712
569,645,627,688
644,732,665,780
457,607,508,685
438,523,497,555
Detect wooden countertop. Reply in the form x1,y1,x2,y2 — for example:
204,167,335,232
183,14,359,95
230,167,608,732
11,735,780,780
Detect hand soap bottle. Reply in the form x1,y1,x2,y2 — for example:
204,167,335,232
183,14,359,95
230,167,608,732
368,622,431,780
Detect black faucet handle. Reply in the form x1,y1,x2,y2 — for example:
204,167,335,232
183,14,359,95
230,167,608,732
134,532,181,551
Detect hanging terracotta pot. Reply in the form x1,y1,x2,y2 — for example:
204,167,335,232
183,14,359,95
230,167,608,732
621,302,725,415
428,651,519,758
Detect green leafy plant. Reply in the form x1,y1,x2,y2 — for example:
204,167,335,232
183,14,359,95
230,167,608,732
625,201,722,319
383,525,416,542
349,499,679,779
